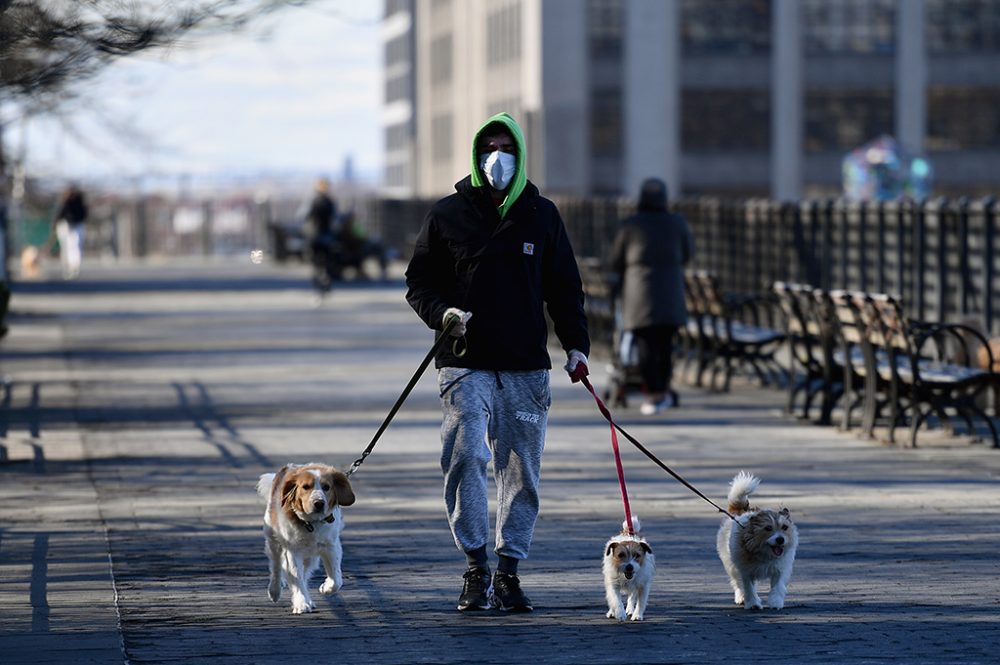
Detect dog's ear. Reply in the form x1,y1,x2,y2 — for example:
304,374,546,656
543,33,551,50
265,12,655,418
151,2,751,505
280,470,299,510
605,542,618,558
640,542,653,555
779,507,791,517
330,470,356,507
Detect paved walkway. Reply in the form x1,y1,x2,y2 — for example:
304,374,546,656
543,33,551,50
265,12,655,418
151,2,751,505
1,259,998,665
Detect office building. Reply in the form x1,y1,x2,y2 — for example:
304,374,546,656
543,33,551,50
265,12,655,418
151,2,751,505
383,0,1000,199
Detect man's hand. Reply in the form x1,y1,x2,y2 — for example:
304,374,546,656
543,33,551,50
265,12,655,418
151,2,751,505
564,349,589,383
442,308,472,337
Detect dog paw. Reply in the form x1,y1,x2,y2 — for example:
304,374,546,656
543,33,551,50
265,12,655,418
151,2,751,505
629,613,644,622
768,597,785,610
291,596,315,614
607,608,627,622
319,577,341,595
745,601,763,611
267,581,281,602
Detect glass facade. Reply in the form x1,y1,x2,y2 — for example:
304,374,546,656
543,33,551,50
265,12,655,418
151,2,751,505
681,89,770,151
681,0,771,56
804,89,894,153
588,0,624,58
430,33,453,86
590,89,623,160
927,0,1000,53
802,0,895,54
385,72,410,104
486,2,523,66
928,86,1000,150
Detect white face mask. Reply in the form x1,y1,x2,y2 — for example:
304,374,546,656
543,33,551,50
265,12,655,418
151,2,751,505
479,150,516,190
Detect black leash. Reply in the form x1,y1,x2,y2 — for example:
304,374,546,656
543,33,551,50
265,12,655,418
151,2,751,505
345,316,462,477
580,377,736,521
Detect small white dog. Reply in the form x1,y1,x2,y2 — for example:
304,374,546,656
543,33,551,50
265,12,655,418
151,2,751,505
716,471,798,610
603,517,655,622
256,463,356,614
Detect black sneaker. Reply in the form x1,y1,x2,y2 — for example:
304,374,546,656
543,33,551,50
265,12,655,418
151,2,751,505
457,567,491,611
490,572,533,612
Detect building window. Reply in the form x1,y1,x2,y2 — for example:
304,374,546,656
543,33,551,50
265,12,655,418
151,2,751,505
384,0,411,19
804,89,893,152
386,163,408,188
927,0,1000,53
430,33,453,86
486,2,522,66
591,88,622,159
432,113,453,162
681,89,770,151
385,34,409,68
385,72,410,104
386,123,410,151
928,86,1000,150
681,0,771,56
802,0,895,54
589,0,624,59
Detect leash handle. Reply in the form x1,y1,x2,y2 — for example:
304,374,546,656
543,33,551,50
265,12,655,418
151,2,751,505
346,316,461,477
581,376,634,535
579,377,737,522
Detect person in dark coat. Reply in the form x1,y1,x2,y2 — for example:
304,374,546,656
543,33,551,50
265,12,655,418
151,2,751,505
609,177,694,415
405,112,590,613
303,178,337,303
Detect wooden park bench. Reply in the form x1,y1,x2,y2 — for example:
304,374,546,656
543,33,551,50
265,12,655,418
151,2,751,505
869,293,1000,448
685,271,785,392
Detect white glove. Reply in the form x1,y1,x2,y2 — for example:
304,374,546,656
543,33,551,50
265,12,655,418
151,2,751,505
442,308,472,337
564,349,589,383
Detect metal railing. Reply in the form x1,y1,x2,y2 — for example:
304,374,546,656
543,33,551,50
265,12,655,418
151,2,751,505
13,193,1000,334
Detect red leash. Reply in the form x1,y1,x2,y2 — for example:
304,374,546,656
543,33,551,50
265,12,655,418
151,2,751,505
575,375,737,522
581,376,635,536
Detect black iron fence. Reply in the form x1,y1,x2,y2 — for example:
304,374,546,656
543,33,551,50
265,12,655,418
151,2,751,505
366,195,1000,333
13,192,1000,333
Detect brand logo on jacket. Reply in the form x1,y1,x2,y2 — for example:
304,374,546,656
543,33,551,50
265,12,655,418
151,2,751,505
523,243,534,256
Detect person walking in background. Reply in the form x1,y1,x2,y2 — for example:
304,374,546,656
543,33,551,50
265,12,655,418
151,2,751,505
53,185,88,279
303,177,337,305
609,178,694,415
405,112,590,613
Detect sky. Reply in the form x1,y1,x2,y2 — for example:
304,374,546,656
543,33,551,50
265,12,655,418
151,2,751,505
7,1,383,187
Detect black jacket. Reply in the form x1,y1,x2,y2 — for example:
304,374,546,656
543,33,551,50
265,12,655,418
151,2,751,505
58,192,88,226
609,210,694,329
405,176,590,370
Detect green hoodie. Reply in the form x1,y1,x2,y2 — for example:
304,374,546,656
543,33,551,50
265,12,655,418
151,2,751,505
469,112,528,220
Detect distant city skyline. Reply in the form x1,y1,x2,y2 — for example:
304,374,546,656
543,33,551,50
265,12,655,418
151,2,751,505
2,1,383,188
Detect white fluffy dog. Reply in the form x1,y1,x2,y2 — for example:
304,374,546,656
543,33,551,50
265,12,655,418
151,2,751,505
256,463,356,614
716,471,798,610
603,517,655,622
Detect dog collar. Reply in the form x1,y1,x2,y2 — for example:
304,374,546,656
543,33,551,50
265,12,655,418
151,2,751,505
299,513,336,532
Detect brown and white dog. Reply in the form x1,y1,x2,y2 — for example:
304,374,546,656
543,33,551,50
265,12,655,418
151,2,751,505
603,517,655,622
716,471,798,610
256,463,356,614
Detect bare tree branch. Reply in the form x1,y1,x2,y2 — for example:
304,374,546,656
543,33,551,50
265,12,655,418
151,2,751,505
0,0,310,107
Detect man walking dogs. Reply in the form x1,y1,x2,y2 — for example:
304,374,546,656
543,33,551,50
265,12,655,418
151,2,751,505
405,112,590,612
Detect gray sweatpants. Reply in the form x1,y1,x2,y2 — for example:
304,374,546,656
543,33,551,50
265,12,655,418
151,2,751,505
437,368,551,560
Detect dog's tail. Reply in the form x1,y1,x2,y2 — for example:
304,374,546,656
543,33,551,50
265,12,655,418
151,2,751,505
256,473,276,501
727,471,760,515
622,516,642,534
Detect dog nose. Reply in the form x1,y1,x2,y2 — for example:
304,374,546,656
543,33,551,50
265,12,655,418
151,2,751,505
624,564,634,579
775,536,784,545
313,499,325,511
